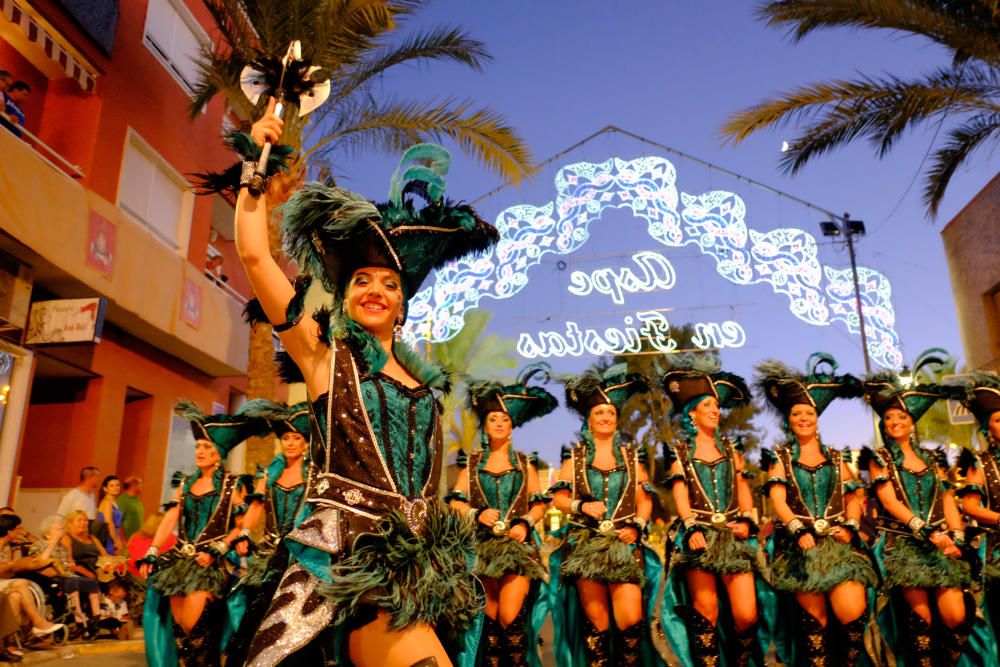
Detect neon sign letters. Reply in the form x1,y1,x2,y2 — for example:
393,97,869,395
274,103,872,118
567,251,675,305
404,155,902,369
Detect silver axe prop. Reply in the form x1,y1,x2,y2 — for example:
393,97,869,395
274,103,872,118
240,40,331,196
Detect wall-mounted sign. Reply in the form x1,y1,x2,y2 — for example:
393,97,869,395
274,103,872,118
86,211,116,278
180,279,201,329
25,298,106,344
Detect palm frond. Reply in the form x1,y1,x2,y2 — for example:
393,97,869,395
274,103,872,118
924,111,1000,214
309,98,536,184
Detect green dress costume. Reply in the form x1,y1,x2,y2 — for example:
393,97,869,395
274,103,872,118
755,355,876,666
143,401,267,667
659,365,764,667
861,352,985,667
449,365,557,667
238,143,499,666
548,364,666,667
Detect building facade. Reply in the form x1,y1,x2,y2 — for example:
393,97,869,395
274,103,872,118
0,0,266,524
942,172,1000,373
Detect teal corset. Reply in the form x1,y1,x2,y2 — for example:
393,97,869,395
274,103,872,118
182,490,219,539
693,458,732,510
792,460,834,517
360,374,436,498
272,483,306,535
586,445,629,519
477,467,523,516
898,467,938,520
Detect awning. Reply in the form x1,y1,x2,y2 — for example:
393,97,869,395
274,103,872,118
0,0,97,93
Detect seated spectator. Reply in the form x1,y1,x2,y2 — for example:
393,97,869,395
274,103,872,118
97,579,129,640
95,476,125,555
0,508,38,558
0,515,64,641
1,81,29,138
126,512,175,580
60,510,108,580
29,515,101,629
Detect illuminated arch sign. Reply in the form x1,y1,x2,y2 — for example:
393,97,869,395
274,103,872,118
403,155,902,370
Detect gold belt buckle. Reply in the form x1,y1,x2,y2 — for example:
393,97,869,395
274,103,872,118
710,512,727,527
598,520,616,535
813,519,830,535
180,543,197,557
403,498,428,535
492,520,509,536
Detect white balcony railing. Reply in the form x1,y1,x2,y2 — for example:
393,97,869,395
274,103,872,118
0,111,84,179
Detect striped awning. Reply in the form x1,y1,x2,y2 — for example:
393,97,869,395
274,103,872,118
0,0,97,93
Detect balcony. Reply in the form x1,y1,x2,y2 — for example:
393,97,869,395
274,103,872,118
0,126,248,376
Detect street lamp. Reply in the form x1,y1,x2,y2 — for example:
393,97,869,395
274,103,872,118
820,213,871,374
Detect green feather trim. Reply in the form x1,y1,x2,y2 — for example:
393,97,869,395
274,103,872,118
674,527,756,575
240,399,293,421
882,535,970,589
148,554,229,597
561,530,643,584
190,131,294,196
393,337,452,394
769,537,877,593
474,534,545,580
318,501,480,638
173,399,206,422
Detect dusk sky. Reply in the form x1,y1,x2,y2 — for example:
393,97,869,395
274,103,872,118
314,2,997,466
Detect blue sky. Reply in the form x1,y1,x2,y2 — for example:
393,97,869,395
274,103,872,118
319,2,997,465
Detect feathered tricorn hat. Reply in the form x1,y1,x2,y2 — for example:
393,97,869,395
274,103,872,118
173,400,271,460
861,348,962,423
963,371,1000,429
755,352,862,419
561,363,649,419
467,363,558,429
282,144,498,318
240,399,311,437
661,355,750,416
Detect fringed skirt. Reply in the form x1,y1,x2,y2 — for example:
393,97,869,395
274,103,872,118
475,532,546,580
318,500,481,640
560,530,644,585
882,535,970,590
148,552,230,598
673,526,756,575
769,535,877,593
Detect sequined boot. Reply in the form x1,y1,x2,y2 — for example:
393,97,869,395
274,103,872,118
798,612,828,667
934,594,975,667
729,619,758,667
837,605,868,666
481,615,502,667
180,603,220,667
504,605,530,666
675,605,720,667
617,621,644,667
903,605,934,667
172,621,188,665
582,617,610,667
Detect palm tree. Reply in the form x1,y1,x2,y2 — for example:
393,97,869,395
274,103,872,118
720,0,1000,216
190,1,535,470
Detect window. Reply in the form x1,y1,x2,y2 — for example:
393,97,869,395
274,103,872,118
143,0,207,93
118,130,193,252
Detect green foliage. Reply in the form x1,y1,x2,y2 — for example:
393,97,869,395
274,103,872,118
195,0,535,184
721,0,1000,216
913,356,976,449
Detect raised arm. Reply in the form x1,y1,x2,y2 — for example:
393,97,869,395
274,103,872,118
960,464,1000,525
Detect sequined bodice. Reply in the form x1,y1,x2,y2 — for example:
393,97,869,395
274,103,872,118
791,460,834,518
477,468,524,516
693,458,732,510
586,465,628,520
898,466,938,521
182,489,219,540
271,483,306,535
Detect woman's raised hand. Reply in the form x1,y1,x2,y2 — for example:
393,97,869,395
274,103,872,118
251,98,284,148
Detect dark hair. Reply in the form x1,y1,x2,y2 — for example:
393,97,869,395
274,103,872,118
99,475,120,501
80,466,99,481
9,81,29,93
0,514,21,537
107,579,126,592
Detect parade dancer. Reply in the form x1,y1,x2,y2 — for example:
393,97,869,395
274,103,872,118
660,362,761,667
447,365,557,667
756,355,876,666
549,364,663,667
957,371,1000,653
226,401,317,666
140,401,264,667
862,350,976,666
235,104,496,666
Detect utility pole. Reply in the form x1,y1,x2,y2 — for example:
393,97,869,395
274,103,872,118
820,213,871,374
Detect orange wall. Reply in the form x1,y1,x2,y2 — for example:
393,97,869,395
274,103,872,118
18,327,246,513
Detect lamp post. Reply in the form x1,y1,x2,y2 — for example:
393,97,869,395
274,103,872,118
820,213,871,374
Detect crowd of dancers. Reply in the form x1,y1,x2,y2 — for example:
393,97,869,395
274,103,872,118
137,102,1000,666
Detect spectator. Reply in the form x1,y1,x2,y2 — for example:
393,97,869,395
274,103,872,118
30,515,102,629
60,510,108,580
57,467,100,522
0,515,65,641
126,513,174,580
1,81,29,138
0,508,36,558
118,477,144,540
0,71,11,93
98,579,129,639
96,476,124,555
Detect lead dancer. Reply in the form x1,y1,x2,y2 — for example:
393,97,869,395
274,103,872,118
235,102,496,666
